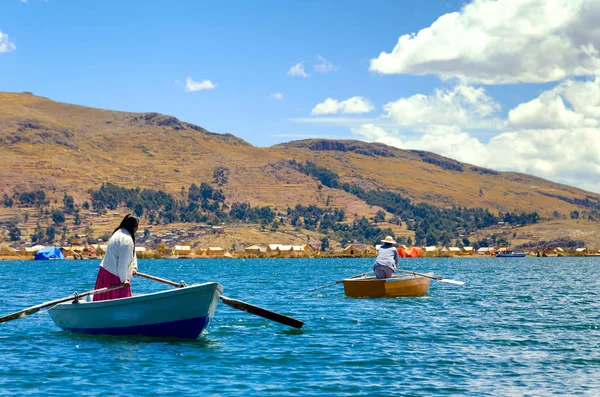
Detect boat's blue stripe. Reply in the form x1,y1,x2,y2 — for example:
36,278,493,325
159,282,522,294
61,316,210,339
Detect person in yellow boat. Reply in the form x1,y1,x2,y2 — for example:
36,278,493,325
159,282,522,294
373,235,399,279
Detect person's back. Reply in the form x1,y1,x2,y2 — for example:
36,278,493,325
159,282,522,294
375,244,398,270
101,229,131,269
93,214,139,301
373,236,399,279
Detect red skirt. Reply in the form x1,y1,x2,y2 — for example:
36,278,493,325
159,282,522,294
93,266,132,302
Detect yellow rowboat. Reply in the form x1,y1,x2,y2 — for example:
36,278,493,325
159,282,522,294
341,274,431,298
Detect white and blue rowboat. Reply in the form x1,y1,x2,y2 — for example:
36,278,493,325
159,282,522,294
48,282,223,339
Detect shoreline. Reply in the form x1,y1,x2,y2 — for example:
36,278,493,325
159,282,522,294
1,254,595,261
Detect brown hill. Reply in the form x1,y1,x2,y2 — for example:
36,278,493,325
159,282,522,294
1,91,599,249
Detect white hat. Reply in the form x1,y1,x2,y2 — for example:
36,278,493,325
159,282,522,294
381,236,396,244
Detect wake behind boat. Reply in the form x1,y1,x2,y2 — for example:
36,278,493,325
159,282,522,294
48,282,222,339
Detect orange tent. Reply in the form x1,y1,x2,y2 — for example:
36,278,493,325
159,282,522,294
398,246,423,258
398,246,409,258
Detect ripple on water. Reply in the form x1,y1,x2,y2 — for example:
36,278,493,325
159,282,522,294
2,257,600,396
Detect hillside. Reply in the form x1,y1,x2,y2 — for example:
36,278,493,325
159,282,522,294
1,91,599,250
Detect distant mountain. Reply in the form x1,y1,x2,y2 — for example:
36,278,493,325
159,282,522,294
1,92,599,249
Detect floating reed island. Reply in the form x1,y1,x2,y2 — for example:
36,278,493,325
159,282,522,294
1,242,597,260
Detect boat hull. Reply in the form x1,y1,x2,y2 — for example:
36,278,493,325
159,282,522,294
342,275,431,298
48,282,223,339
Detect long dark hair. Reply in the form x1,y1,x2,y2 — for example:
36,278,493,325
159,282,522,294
113,214,139,252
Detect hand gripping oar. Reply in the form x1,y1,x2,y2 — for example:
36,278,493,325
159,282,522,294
135,272,304,329
308,271,374,292
396,269,466,286
0,283,129,324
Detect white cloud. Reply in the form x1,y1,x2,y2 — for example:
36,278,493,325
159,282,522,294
382,84,501,128
288,117,385,127
507,78,600,129
352,121,600,192
271,92,284,100
370,0,600,84
311,97,375,115
184,77,216,92
349,81,600,193
352,124,405,148
562,77,600,118
287,62,309,78
484,127,600,190
353,123,489,167
314,56,338,73
0,30,16,53
507,91,597,129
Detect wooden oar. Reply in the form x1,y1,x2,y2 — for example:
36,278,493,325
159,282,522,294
0,283,129,324
308,271,373,292
396,269,466,286
135,272,304,329
135,272,185,288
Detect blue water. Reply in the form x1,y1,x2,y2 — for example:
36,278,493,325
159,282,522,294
1,258,600,396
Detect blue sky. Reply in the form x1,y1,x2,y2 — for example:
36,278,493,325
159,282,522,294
0,0,452,143
2,0,600,193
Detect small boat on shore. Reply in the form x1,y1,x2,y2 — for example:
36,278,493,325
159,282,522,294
48,282,223,339
341,274,431,298
496,252,527,258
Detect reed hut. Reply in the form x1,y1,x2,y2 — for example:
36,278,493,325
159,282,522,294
174,245,191,257
207,247,226,257
343,244,362,256
244,245,263,255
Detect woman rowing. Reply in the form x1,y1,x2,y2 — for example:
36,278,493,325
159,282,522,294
93,214,139,301
373,235,399,279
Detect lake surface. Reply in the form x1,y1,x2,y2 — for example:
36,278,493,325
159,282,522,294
1,257,600,396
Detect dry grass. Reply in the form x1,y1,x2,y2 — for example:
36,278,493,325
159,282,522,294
469,218,600,251
1,92,600,248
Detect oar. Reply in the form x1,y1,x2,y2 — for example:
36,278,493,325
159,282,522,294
135,272,304,329
134,272,185,288
0,283,129,324
308,271,373,292
396,269,466,286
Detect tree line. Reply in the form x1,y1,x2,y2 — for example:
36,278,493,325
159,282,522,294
289,160,541,246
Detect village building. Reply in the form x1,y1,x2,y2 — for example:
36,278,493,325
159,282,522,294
174,245,191,256
343,244,362,256
302,244,315,254
266,244,280,254
0,244,18,257
266,244,294,256
278,245,293,255
86,245,98,259
244,245,263,256
289,246,305,257
477,247,496,255
207,247,226,257
23,245,44,258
